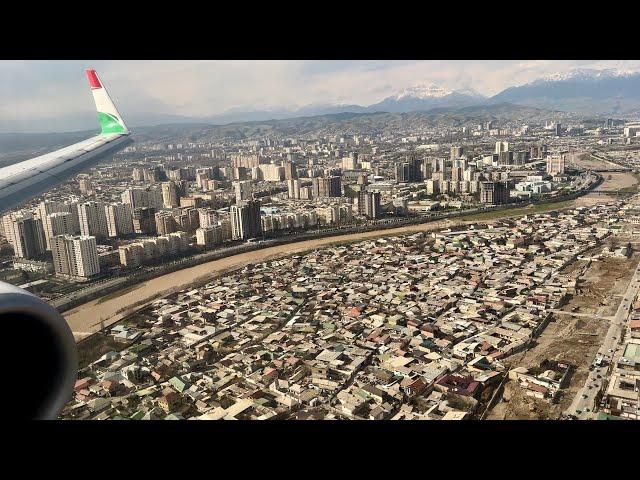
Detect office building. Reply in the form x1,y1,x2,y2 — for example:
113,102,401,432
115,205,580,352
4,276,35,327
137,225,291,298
555,123,562,136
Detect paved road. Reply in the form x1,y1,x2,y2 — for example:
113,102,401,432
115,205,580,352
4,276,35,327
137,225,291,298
565,257,640,419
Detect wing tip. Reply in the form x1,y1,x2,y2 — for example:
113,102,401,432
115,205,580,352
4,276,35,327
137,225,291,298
86,69,102,89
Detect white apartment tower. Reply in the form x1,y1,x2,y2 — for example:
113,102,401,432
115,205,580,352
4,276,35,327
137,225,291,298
51,234,99,278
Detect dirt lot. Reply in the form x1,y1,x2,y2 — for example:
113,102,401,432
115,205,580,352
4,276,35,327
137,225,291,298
487,247,640,419
570,152,620,171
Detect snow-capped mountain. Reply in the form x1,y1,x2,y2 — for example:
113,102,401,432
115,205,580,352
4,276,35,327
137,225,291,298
538,68,637,83
367,84,486,113
490,68,640,114
394,84,453,99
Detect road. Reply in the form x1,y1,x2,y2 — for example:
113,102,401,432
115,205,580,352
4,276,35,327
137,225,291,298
565,256,640,419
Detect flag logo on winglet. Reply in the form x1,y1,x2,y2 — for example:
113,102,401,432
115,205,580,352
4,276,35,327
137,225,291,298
86,69,102,89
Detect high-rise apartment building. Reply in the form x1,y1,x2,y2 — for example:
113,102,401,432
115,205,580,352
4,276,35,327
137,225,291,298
51,234,99,278
132,207,157,235
287,179,301,200
480,181,510,205
78,175,94,196
341,156,357,171
546,155,566,175
495,141,509,154
161,181,180,208
234,180,253,204
196,225,222,247
2,212,46,259
426,179,440,196
312,176,342,198
284,161,298,180
450,146,464,160
105,202,134,237
121,187,148,209
198,208,217,228
77,201,108,239
46,212,75,242
37,200,73,249
230,200,262,240
358,191,382,219
155,211,177,236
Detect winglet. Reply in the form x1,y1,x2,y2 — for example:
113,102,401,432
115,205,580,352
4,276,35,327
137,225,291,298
86,69,129,135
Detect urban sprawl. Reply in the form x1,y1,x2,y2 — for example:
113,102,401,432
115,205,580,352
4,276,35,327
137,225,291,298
1,114,640,420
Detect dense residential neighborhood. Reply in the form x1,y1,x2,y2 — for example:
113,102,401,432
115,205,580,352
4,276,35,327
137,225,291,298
60,200,640,420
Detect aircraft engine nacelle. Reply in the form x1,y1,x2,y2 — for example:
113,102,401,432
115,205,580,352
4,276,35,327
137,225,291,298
0,281,77,419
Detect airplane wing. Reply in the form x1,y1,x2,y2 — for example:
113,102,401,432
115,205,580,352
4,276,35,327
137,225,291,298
0,69,134,418
0,69,133,215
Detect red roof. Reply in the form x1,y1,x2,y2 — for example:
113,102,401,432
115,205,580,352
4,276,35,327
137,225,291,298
525,383,549,394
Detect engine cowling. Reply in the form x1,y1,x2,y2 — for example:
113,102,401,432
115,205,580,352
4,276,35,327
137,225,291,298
0,281,77,419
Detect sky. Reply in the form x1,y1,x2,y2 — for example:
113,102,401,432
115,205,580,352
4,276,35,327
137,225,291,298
1,60,640,133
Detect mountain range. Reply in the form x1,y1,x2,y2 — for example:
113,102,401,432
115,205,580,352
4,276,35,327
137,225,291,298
2,68,639,135
129,69,639,127
487,69,640,115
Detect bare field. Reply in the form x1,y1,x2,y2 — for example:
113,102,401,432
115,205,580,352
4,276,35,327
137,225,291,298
570,152,619,171
597,172,639,191
487,249,640,419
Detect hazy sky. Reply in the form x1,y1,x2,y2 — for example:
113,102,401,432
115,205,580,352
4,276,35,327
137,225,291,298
2,60,639,133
